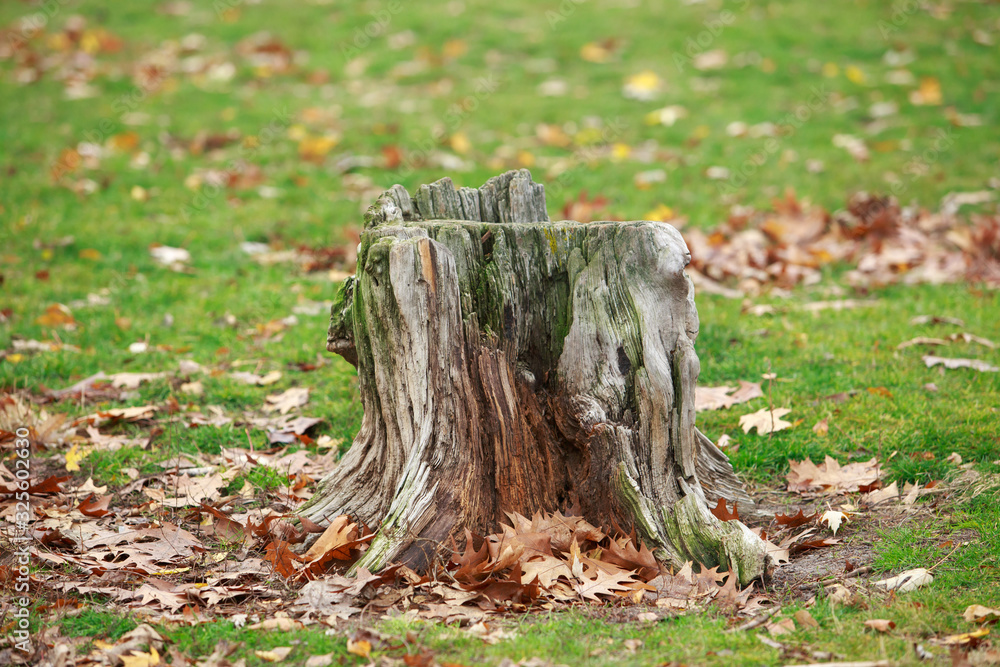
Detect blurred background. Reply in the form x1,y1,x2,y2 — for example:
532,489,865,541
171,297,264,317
1,0,998,443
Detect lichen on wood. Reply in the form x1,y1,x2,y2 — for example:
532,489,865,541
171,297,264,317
299,169,769,584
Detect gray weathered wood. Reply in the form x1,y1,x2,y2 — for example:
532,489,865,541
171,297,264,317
301,170,767,584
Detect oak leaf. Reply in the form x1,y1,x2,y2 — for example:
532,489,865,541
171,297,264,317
710,498,740,522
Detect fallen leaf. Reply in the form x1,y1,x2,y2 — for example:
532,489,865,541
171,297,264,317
150,245,191,269
622,70,663,101
120,647,160,667
696,381,763,412
264,387,310,414
825,583,855,605
304,655,334,667
36,304,76,328
78,494,113,518
873,568,933,592
775,509,816,528
940,628,990,646
303,515,360,562
766,618,795,636
346,639,371,658
862,480,900,506
65,443,87,471
739,408,793,434
865,619,896,632
786,456,880,495
963,605,1000,624
710,498,740,522
794,609,819,628
821,510,848,535
923,355,998,373
812,419,829,436
254,647,293,663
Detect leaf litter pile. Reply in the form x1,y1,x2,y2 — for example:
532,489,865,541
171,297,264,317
3,382,997,666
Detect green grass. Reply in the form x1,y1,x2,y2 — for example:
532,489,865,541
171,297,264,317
3,0,1000,664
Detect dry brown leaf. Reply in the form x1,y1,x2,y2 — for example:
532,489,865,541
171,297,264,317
775,509,817,528
303,515,359,562
963,605,1000,624
696,381,763,412
264,387,310,413
710,498,740,522
794,609,819,629
786,456,881,495
864,619,896,632
739,408,793,434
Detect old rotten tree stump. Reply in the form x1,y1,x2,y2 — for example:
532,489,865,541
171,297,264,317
299,170,769,584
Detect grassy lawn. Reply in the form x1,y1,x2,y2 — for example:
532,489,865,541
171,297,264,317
2,0,999,665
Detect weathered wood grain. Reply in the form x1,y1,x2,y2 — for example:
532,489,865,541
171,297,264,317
302,170,767,583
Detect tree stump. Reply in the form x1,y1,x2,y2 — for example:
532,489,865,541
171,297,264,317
300,170,769,584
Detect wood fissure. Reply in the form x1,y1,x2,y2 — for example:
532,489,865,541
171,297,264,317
301,171,768,583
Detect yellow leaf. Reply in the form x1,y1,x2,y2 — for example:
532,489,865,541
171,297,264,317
80,31,102,55
120,647,160,667
298,135,339,161
623,70,663,100
346,639,371,658
93,639,115,650
915,77,942,105
611,143,631,161
644,204,674,222
941,628,989,645
66,444,87,472
845,65,866,84
5,354,23,364
822,62,839,78
79,248,102,260
517,150,535,168
580,42,611,63
255,647,293,663
442,39,467,59
450,132,471,155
